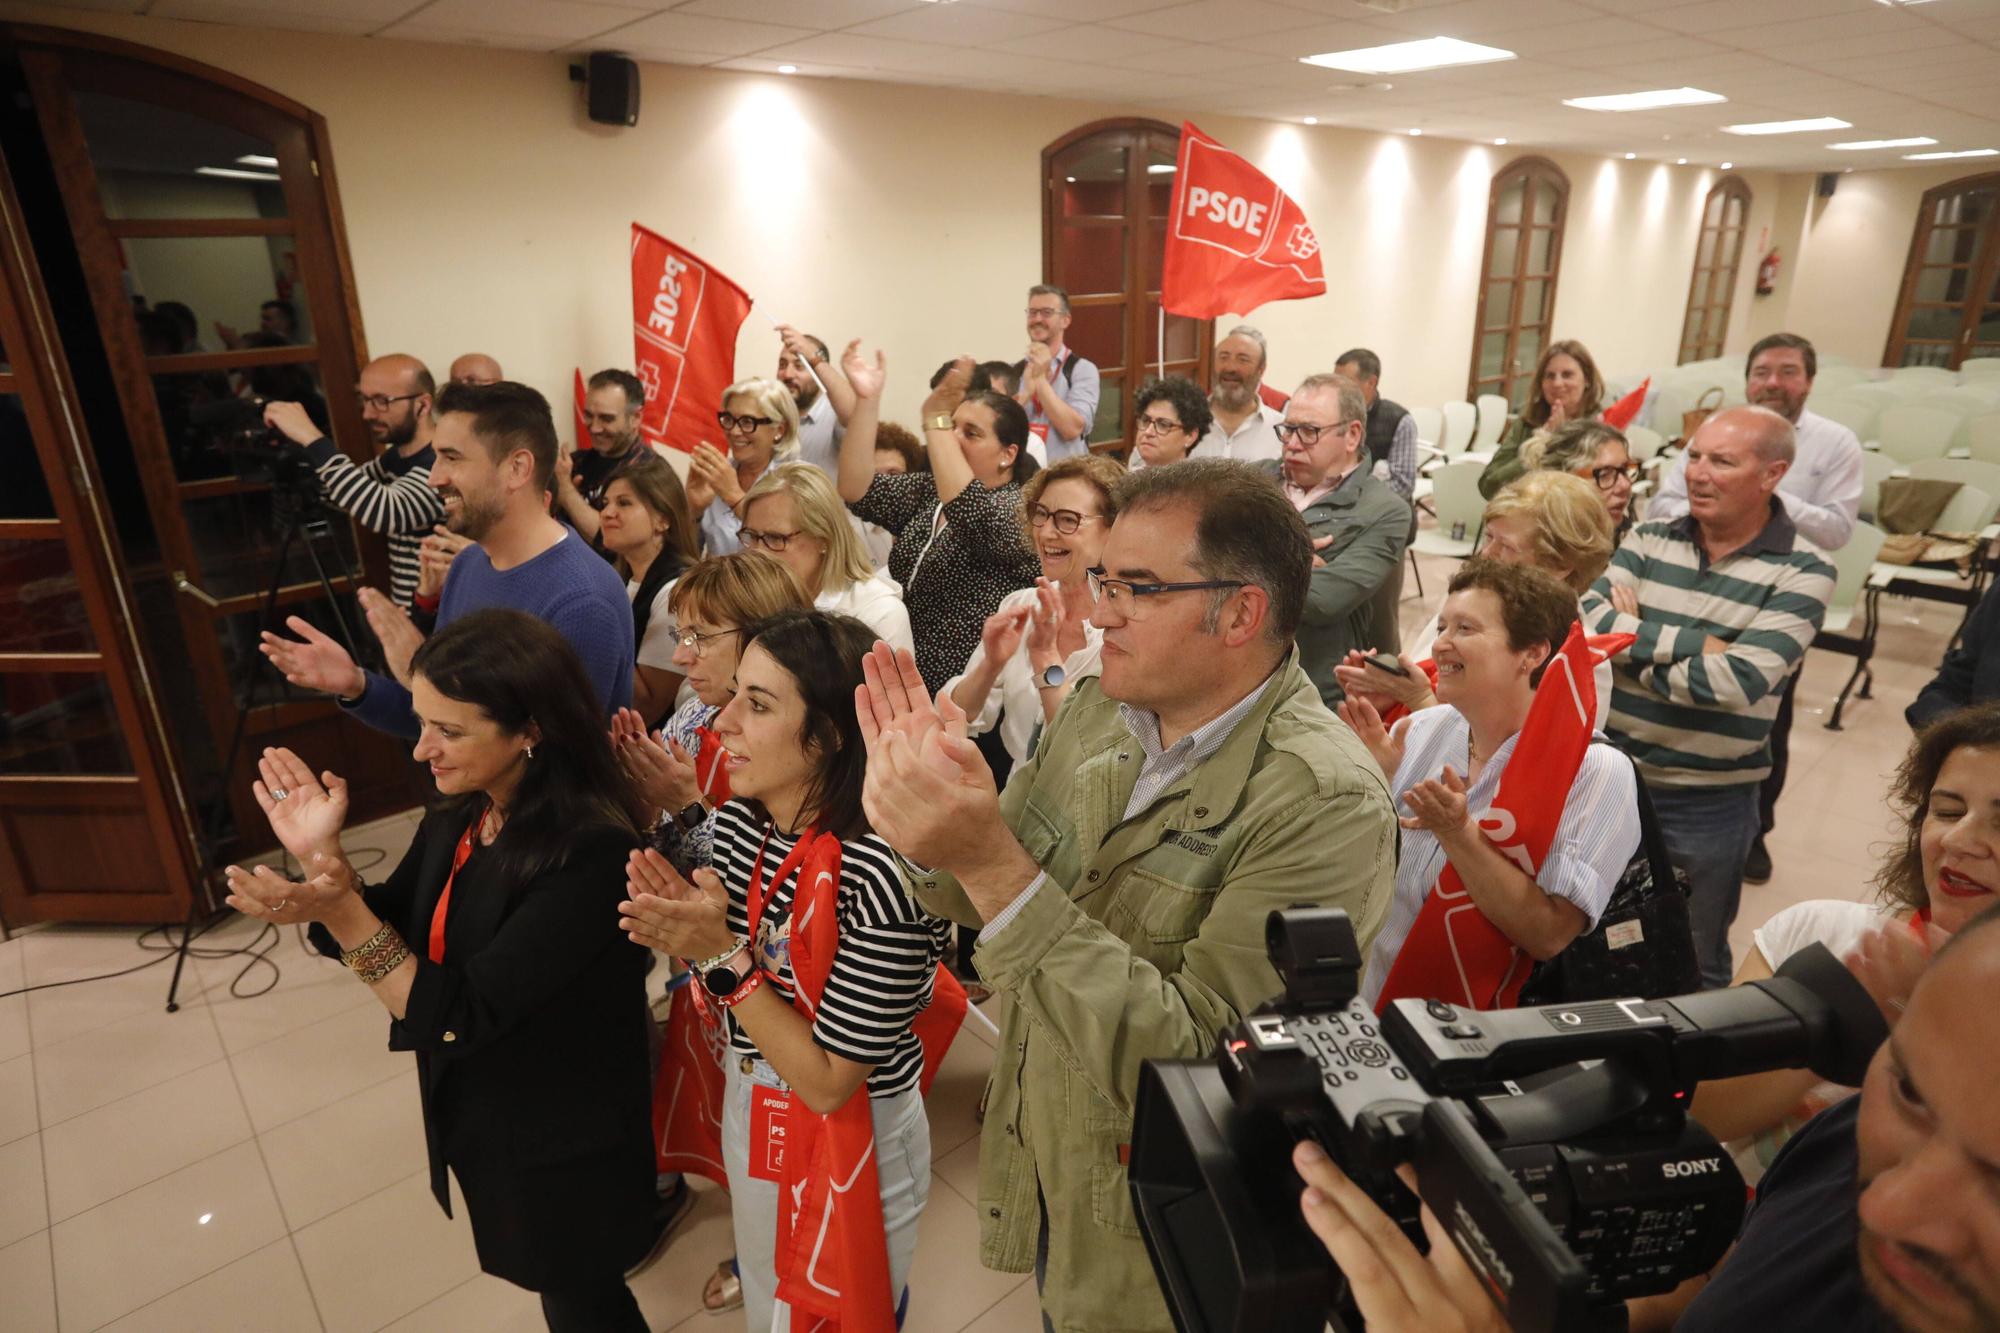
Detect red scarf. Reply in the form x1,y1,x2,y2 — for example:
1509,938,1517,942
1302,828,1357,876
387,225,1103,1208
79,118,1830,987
1375,624,1632,1012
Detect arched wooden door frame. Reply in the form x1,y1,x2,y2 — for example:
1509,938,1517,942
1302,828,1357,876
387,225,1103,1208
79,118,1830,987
1467,155,1570,410
1884,171,2000,370
1678,174,1752,364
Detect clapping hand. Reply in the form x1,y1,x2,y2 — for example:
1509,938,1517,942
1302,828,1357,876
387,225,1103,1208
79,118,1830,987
1400,766,1471,836
260,616,365,699
1336,695,1406,778
922,356,974,423
358,588,424,688
1332,649,1431,715
840,339,885,401
689,442,742,508
252,746,350,863
416,528,468,601
223,855,357,926
1023,342,1053,384
855,643,1003,872
1845,919,1947,1026
610,708,702,814
979,604,1033,670
620,850,735,958
1023,578,1064,665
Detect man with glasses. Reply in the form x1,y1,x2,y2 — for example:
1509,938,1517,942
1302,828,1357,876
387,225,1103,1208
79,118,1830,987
263,352,444,607
1194,326,1284,464
1013,284,1100,462
1260,373,1411,707
857,456,1396,1333
1644,333,1861,886
555,368,649,544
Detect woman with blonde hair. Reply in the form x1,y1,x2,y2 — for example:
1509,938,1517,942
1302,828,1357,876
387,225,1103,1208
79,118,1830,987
1523,419,1641,535
1336,471,1614,714
1479,339,1608,498
598,452,700,724
691,376,800,554
738,462,913,653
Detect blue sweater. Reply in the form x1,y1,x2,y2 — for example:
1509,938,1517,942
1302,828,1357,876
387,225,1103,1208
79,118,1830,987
346,529,635,738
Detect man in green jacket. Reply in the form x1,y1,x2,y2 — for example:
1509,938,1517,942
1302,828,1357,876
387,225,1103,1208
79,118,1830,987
858,458,1398,1333
1261,373,1411,707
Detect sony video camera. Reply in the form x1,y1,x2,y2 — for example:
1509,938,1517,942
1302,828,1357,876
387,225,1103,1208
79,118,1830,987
1129,907,1889,1333
193,396,324,517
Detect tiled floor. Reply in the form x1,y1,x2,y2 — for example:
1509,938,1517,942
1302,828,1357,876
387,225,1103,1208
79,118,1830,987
0,550,1955,1331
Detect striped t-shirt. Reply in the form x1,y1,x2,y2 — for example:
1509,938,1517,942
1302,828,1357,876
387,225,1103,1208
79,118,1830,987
711,801,951,1097
1582,505,1833,788
304,437,445,607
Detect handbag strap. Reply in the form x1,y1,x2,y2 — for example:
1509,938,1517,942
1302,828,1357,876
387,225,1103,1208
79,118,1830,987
1595,740,1680,901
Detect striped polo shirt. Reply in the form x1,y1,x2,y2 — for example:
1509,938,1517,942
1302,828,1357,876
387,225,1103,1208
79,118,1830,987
1582,502,1833,789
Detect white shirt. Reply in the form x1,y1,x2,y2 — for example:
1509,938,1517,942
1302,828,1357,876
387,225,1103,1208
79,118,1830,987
795,393,844,479
1360,705,1639,1006
942,584,1104,764
626,575,679,672
815,568,914,654
1649,406,1863,551
1191,402,1283,465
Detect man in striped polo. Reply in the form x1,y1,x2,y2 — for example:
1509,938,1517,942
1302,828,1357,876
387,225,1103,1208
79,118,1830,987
1583,405,1834,988
264,353,445,607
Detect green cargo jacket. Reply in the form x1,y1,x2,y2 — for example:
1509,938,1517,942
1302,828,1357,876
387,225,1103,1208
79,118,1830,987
905,651,1397,1332
1256,461,1411,709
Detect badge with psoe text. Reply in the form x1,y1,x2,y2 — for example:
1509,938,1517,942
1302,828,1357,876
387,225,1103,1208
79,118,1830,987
748,1084,791,1182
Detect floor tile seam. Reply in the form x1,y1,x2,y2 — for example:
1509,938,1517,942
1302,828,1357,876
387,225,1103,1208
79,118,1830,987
380,1270,486,1330
222,995,391,1064
25,966,227,1056
41,1129,259,1229
225,1044,333,1333
235,1064,412,1139
945,1275,1033,1333
71,1236,317,1333
32,1054,235,1137
287,1165,440,1333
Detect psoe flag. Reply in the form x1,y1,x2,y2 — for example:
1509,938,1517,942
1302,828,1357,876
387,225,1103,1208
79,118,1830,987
1161,122,1326,321
630,224,753,454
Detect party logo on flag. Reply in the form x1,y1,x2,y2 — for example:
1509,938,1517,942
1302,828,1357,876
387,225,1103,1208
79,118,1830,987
630,225,753,453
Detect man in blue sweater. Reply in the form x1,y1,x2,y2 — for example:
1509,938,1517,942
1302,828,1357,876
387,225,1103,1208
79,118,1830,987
260,380,634,735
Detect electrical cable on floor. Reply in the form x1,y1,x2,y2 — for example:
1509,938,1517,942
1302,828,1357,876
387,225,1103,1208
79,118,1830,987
0,844,389,1002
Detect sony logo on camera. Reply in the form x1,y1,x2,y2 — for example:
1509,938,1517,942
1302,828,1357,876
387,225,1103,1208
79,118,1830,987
1661,1156,1726,1180
1451,1199,1514,1292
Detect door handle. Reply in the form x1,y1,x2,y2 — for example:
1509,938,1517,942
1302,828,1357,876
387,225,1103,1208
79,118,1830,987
172,571,219,609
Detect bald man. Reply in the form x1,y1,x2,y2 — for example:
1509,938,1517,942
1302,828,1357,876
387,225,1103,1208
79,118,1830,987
264,353,446,607
449,352,503,385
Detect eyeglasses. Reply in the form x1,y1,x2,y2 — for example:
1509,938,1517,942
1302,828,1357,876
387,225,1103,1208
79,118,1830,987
1135,415,1185,437
1591,464,1642,490
716,411,777,434
1025,306,1065,319
1086,566,1245,613
1273,420,1352,446
356,392,422,412
1029,504,1105,535
674,626,741,657
739,527,804,553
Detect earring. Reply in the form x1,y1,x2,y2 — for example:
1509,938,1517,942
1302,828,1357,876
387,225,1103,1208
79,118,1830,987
525,742,535,760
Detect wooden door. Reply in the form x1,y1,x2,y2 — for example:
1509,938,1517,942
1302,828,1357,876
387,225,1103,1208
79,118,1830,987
1885,173,2000,370
1468,157,1569,411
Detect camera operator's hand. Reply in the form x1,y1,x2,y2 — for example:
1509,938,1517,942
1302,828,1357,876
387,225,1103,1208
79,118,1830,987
1293,1141,1508,1333
1844,918,1945,1027
260,615,366,700
358,588,423,688
262,400,322,448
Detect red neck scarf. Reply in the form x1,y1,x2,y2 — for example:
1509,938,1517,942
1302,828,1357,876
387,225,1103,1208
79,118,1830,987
1375,624,1633,1012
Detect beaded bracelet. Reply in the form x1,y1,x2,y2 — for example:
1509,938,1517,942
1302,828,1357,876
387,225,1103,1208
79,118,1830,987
353,940,411,986
340,921,409,984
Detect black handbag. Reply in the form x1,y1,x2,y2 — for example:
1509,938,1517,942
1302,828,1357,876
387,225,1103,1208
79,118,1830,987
1517,751,1702,1006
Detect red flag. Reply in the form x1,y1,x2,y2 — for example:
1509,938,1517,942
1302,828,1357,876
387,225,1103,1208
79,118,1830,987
1161,122,1325,320
631,224,753,454
1603,377,1651,431
1374,624,1635,1012
573,368,591,453
653,975,729,1188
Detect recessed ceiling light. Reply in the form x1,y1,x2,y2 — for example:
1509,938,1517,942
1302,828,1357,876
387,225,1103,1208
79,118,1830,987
1624,152,1636,160
1300,37,1515,76
1724,117,1851,135
1676,157,1688,164
1493,137,1507,145
1408,128,1423,136
234,154,278,168
1563,87,1726,113
1905,148,1999,159
1065,175,1076,182
197,166,280,181
1147,163,1176,173
777,64,797,74
1720,161,1734,169
1303,116,1318,125
1829,137,1935,150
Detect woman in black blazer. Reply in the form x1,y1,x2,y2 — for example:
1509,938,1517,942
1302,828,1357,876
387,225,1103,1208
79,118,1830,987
226,609,655,1332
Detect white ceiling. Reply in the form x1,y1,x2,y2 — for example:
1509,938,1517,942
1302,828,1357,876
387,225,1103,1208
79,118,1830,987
46,0,2000,172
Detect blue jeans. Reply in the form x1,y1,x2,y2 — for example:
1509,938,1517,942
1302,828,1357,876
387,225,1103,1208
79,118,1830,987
1648,782,1761,989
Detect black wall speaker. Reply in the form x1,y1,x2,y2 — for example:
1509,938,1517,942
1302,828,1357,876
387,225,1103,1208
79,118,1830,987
1817,172,1839,198
579,52,639,127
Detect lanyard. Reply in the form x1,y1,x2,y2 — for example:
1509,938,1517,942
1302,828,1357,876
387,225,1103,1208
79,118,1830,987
744,823,817,954
426,806,486,964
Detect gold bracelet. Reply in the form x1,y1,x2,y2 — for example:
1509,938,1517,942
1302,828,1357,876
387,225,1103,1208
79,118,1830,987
339,920,396,968
353,940,411,986
340,921,408,983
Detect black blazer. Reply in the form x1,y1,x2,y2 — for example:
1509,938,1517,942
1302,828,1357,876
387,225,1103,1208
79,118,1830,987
311,805,654,1290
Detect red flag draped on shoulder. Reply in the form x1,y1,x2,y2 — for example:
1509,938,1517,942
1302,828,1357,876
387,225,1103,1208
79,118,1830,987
1161,122,1326,320
630,224,753,454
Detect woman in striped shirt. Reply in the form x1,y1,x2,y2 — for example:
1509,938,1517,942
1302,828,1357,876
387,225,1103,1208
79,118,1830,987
619,610,951,1331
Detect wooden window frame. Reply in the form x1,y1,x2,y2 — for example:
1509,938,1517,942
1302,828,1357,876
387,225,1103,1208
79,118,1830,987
1884,172,2000,370
1677,175,1752,365
1466,156,1570,410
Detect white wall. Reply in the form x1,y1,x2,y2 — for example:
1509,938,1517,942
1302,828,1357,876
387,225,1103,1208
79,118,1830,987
0,1,1957,430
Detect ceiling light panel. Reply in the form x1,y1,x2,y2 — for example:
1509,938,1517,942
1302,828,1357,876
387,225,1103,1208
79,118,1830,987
1828,137,1936,150
1904,148,1998,159
1562,87,1727,112
1300,37,1515,76
1723,117,1853,135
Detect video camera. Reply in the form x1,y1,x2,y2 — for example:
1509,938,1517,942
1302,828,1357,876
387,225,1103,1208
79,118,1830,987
192,396,324,517
1130,907,1889,1333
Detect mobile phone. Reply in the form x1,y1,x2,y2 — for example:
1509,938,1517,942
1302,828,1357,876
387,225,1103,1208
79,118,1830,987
1362,652,1408,677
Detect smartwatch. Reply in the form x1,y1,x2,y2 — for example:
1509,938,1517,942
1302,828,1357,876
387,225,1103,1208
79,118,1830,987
1036,663,1066,689
702,945,753,999
673,800,708,832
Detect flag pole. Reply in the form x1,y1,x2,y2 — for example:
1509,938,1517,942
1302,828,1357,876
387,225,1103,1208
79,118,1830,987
765,312,829,397
1157,303,1165,382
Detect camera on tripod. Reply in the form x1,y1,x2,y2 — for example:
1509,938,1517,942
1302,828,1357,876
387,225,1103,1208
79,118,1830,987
193,395,325,516
1129,907,1890,1333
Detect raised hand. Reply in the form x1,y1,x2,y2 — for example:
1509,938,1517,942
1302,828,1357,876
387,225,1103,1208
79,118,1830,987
861,687,1001,872
856,642,946,761
253,746,350,861
1335,695,1405,778
839,339,886,401
614,723,701,815
620,850,735,957
979,604,1032,671
223,855,358,926
259,615,365,699
358,588,424,687
1399,766,1471,837
689,442,742,508
921,356,974,422
1024,578,1064,662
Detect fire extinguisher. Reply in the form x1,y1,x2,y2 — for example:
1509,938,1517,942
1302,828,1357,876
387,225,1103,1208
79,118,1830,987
1756,248,1780,295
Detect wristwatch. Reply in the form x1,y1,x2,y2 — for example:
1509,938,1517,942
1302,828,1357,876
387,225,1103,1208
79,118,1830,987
926,413,954,433
673,800,707,832
1035,663,1066,689
701,943,754,999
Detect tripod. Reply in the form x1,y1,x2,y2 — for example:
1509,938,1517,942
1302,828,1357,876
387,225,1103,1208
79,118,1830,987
165,492,372,1013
